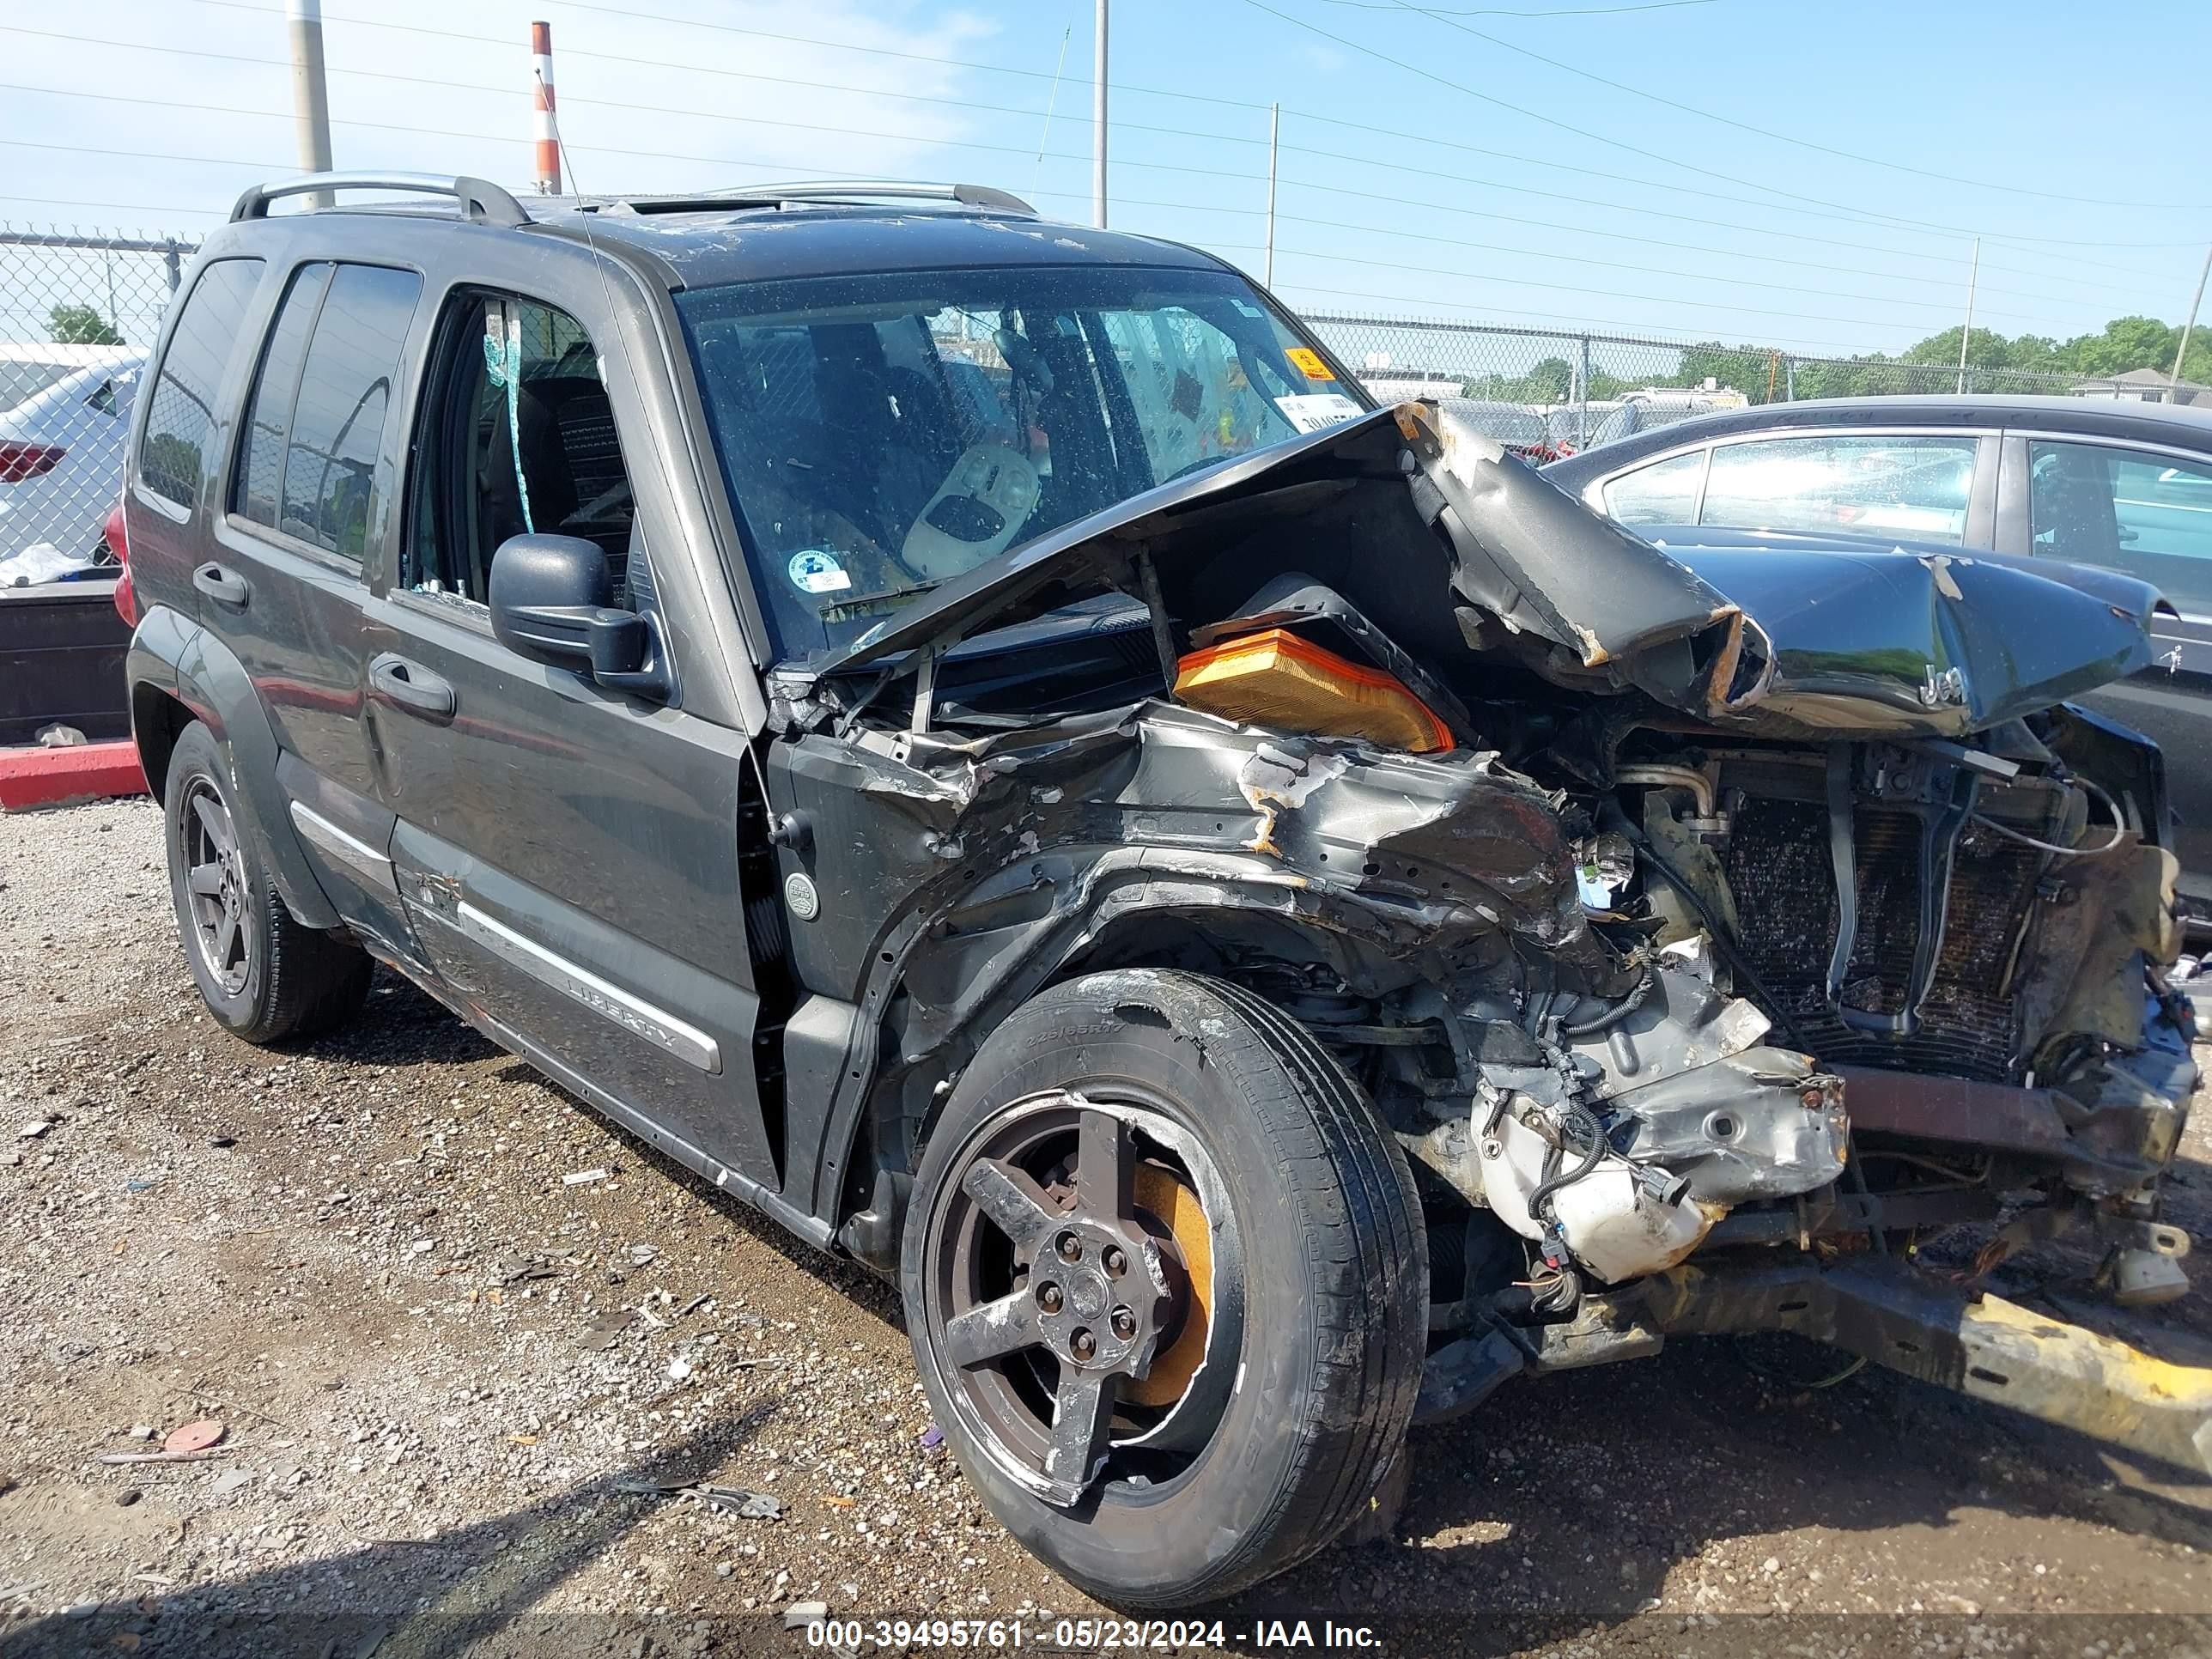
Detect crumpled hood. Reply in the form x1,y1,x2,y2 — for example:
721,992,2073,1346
1645,527,2166,734
796,402,2163,738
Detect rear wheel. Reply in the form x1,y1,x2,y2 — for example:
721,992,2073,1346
163,720,372,1043
902,969,1425,1607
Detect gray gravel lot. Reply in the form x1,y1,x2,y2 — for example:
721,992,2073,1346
7,798,2212,1657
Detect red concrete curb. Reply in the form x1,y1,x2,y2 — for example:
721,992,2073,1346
0,740,149,811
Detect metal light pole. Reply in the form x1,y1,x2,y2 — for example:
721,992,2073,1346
1091,0,1109,229
2171,241,2212,399
1264,102,1279,288
1955,236,1980,395
286,0,335,210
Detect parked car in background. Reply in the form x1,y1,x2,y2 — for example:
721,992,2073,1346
1579,384,1749,448
1543,393,2212,923
0,347,145,567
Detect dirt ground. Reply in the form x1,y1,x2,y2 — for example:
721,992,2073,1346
8,798,2212,1658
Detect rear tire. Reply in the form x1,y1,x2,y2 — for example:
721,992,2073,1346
162,720,372,1044
901,969,1426,1607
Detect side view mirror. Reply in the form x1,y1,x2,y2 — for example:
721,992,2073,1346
488,533,667,698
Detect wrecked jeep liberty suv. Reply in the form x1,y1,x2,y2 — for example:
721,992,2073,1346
121,173,2203,1606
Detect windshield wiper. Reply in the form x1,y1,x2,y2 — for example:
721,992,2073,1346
822,578,941,623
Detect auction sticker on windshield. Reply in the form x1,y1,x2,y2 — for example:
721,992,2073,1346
788,549,852,594
1283,346,1335,380
1274,392,1363,433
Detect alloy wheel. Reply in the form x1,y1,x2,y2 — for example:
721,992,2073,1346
180,777,251,997
921,1091,1240,1508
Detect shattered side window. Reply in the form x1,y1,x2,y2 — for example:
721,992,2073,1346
674,264,1361,662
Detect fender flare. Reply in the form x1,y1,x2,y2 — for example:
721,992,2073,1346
127,602,343,931
805,846,1438,1230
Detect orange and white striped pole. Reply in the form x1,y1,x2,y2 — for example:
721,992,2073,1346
531,21,562,196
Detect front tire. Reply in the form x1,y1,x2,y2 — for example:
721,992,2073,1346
901,969,1426,1607
162,720,372,1043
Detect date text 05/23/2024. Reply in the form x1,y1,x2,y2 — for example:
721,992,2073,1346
799,1617,1386,1650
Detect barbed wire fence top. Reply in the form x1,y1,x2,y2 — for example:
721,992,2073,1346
0,224,2160,568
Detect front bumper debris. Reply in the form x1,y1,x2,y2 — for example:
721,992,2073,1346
1638,1255,2212,1475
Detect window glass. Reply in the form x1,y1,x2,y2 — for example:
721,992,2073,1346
276,264,420,562
139,258,264,508
2030,441,2212,617
1700,434,1976,544
403,293,635,605
1601,448,1705,526
85,368,138,418
676,264,1353,660
236,263,332,529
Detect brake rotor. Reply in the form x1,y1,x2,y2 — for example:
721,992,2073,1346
1127,1162,1212,1407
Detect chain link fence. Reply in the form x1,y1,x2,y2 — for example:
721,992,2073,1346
0,225,2185,574
0,228,197,575
1302,312,2154,458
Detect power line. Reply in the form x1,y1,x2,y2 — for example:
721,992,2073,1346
25,16,2185,297
1373,0,2211,210
1267,212,2097,330
1272,243,2038,333
1236,0,2202,258
4,77,2149,327
143,9,2204,270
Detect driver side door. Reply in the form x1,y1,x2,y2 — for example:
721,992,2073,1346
363,283,783,1194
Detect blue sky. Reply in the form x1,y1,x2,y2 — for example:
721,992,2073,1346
5,0,2209,359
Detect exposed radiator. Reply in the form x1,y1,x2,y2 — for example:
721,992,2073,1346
1722,797,2045,1083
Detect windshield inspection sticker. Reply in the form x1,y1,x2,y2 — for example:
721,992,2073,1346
1273,392,1363,434
1283,346,1336,381
787,549,852,595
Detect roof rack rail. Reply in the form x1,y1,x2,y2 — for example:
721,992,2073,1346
693,181,1036,216
230,172,529,228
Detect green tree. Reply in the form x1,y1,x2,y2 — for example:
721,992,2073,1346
49,303,122,346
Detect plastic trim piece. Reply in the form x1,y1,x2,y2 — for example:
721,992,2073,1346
453,901,721,1074
287,799,398,898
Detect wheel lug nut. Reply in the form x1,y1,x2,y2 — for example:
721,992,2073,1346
1055,1231,1083,1263
1071,1328,1096,1361
1110,1305,1136,1340
1103,1246,1127,1278
1036,1281,1063,1313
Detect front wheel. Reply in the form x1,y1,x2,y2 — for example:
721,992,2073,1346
901,969,1426,1607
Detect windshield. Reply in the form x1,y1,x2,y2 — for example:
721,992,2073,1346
676,264,1364,660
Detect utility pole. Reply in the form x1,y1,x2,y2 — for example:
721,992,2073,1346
1091,0,1109,229
1263,103,1279,288
531,21,563,195
286,0,334,209
2171,240,2211,399
1955,236,1980,395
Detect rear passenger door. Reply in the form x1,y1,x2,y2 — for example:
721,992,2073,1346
363,284,781,1194
205,259,428,963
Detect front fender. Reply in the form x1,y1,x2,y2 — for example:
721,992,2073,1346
131,604,343,931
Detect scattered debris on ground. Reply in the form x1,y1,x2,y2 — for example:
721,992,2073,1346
4,799,2212,1654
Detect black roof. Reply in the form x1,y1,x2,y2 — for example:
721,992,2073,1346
1542,392,2212,489
525,200,1232,289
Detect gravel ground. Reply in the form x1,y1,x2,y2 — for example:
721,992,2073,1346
7,798,2212,1658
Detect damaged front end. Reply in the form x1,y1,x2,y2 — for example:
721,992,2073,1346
767,400,2203,1472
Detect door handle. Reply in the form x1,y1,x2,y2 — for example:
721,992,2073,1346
191,562,250,607
368,653,457,722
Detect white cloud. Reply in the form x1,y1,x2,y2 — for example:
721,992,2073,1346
0,0,1010,230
